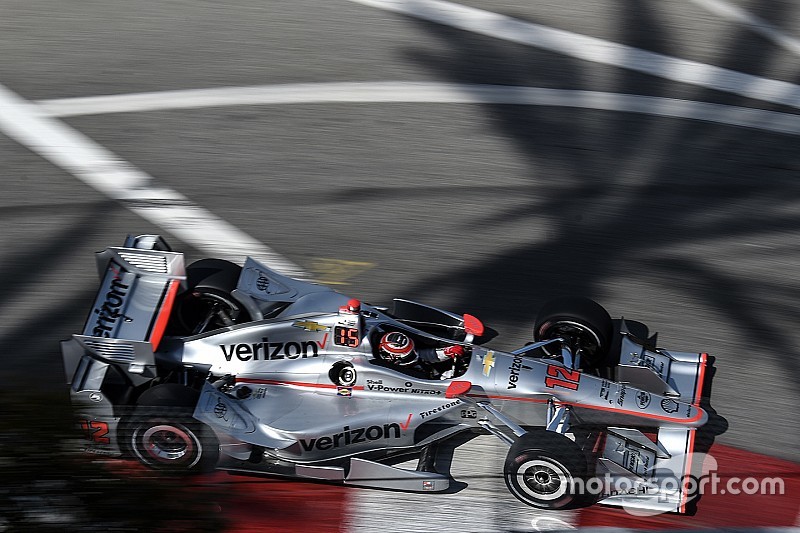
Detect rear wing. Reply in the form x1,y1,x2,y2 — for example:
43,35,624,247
61,236,187,457
63,235,186,381
82,235,185,349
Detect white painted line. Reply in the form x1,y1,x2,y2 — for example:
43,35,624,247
690,0,800,57
0,82,307,278
37,82,800,136
345,0,800,110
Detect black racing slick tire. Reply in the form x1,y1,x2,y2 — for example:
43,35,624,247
171,258,250,335
128,409,218,473
503,431,588,510
126,384,218,473
533,297,613,367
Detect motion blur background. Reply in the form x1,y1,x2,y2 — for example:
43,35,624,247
1,0,798,530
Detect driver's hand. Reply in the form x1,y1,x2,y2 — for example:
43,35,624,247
438,345,465,360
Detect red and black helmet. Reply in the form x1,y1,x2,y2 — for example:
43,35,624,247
378,332,416,365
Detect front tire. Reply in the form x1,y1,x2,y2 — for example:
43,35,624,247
503,431,588,510
534,297,613,367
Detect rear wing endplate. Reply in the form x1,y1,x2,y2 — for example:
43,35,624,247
83,239,185,349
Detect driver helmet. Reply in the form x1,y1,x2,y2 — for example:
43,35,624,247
378,332,417,366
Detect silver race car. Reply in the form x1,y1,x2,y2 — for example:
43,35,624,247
62,235,709,514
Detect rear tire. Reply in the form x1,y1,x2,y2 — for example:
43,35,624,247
534,297,613,367
503,430,588,510
128,410,218,473
171,258,250,335
125,384,218,473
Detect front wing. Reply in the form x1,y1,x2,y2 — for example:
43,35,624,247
592,332,709,513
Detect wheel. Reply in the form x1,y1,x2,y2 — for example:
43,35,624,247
503,430,588,510
125,384,218,473
128,409,218,473
171,258,250,335
533,297,613,367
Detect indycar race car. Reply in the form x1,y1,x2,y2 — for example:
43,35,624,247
62,235,709,514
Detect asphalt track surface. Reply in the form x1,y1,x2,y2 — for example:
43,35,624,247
1,0,799,530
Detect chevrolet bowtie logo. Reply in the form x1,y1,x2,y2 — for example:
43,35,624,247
482,351,496,377
292,320,330,332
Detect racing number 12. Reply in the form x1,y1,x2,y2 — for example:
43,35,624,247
79,419,110,444
545,364,580,391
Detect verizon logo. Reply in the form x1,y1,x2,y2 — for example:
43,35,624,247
220,334,327,361
299,423,402,451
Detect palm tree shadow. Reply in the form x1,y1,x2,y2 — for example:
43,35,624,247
391,4,800,397
0,200,117,386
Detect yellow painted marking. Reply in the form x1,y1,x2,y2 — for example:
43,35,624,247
311,258,374,285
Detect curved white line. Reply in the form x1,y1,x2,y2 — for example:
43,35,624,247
0,83,307,278
37,82,800,136
690,0,800,57
345,0,800,110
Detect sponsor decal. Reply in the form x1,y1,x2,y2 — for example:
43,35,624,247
220,335,326,361
83,447,118,456
419,400,462,419
604,484,650,498
661,398,679,413
617,384,627,406
625,448,652,476
507,356,523,389
91,272,130,338
254,387,267,400
88,392,103,403
293,320,330,333
635,390,651,409
400,414,412,430
365,379,442,395
423,481,435,491
256,276,269,291
599,380,611,402
214,402,228,418
337,386,353,397
298,423,402,451
460,409,478,419
482,351,496,377
643,354,665,377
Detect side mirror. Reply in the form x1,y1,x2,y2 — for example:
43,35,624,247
445,380,472,399
463,314,485,343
